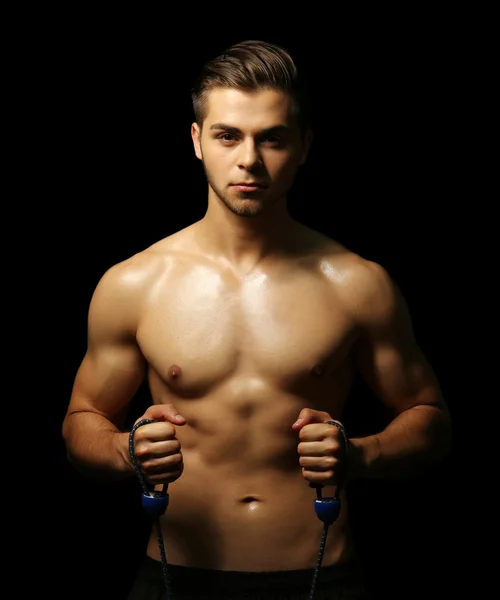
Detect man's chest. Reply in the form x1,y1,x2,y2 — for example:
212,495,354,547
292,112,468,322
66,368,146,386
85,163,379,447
137,270,357,392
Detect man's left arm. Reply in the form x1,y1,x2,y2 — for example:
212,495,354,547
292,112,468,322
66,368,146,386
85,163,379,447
347,260,452,481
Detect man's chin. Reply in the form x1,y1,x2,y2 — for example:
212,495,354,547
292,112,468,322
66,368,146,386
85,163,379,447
230,199,266,217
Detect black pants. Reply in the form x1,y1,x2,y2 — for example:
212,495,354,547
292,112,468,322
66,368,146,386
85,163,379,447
126,555,373,600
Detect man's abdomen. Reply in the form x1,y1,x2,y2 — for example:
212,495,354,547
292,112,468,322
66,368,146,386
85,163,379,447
147,463,354,571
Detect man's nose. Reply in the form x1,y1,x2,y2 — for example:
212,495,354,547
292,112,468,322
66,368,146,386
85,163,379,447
237,140,262,169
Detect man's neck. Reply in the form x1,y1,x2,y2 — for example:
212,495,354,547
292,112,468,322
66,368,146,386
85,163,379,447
195,194,300,276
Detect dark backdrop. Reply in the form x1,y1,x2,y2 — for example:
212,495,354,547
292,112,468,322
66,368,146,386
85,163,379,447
43,18,473,600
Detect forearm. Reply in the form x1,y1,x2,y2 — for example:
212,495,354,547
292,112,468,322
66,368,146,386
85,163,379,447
347,404,452,481
62,411,134,483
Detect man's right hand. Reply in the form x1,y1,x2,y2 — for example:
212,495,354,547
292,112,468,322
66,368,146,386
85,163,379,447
131,404,187,486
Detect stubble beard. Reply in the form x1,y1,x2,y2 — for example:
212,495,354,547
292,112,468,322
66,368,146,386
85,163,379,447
204,166,273,219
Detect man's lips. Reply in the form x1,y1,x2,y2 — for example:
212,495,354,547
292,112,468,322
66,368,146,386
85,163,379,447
231,182,267,190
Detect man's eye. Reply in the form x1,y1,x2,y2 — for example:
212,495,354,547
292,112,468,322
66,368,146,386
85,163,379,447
262,137,284,147
218,134,236,142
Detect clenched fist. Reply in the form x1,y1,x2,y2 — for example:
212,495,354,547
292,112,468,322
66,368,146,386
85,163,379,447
292,408,348,488
130,404,187,486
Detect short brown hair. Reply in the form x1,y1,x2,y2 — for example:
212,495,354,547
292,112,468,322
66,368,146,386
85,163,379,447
191,40,312,134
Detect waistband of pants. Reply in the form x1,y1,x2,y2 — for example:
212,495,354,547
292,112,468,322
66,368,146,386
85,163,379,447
139,554,364,592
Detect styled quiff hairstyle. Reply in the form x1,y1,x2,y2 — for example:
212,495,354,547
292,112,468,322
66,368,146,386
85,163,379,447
191,40,312,135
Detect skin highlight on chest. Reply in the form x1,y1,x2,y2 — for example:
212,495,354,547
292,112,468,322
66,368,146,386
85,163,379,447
141,263,353,392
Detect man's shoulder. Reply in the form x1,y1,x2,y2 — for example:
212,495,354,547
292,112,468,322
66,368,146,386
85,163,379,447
98,248,164,290
314,236,382,283
88,246,170,312
87,232,194,326
98,226,197,290
318,247,399,323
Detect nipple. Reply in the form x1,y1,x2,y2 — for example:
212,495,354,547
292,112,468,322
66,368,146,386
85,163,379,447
168,364,182,379
311,363,325,377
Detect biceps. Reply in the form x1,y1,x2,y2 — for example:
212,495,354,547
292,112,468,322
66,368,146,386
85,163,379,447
355,339,442,413
69,343,146,423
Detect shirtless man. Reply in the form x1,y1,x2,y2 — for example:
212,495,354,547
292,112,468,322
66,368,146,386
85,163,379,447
62,40,452,600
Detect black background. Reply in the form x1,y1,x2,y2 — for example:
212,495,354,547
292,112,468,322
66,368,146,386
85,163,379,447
37,11,481,600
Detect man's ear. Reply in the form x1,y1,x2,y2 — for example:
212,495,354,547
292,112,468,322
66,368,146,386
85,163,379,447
191,122,202,160
299,128,313,165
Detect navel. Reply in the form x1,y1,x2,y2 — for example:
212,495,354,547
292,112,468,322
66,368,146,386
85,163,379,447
238,495,263,511
168,364,182,379
240,495,261,503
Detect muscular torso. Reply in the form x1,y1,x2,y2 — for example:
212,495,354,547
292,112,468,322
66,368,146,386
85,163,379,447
134,228,361,570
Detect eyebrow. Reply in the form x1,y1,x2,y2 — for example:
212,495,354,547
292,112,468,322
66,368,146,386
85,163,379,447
209,123,293,136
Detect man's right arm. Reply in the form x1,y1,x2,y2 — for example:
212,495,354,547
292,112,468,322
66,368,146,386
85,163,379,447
62,261,147,482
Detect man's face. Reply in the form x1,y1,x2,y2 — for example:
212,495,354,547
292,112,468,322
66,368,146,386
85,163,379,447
191,88,311,217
